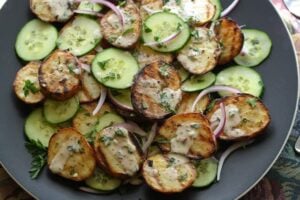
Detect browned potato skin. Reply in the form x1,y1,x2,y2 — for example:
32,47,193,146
94,128,143,179
157,113,216,158
47,128,96,181
140,0,163,21
134,42,174,69
206,94,271,141
142,154,197,193
77,54,103,103
30,0,76,22
39,50,81,100
72,102,113,136
100,3,141,48
13,61,45,104
131,61,182,120
214,18,244,65
177,93,210,114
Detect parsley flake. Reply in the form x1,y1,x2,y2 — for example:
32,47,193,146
23,80,39,97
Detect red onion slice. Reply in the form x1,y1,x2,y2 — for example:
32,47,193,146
74,9,104,17
144,30,182,47
213,102,226,138
88,0,125,26
74,56,90,73
92,86,107,116
221,0,240,17
115,121,148,137
78,186,107,194
142,123,157,153
217,139,255,181
190,85,241,112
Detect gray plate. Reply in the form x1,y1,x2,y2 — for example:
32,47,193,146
0,0,298,200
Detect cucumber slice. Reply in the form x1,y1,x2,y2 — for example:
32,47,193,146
181,72,216,92
95,113,125,132
92,48,139,89
85,167,121,191
57,16,102,56
192,158,218,187
25,108,58,147
44,97,79,124
210,0,222,20
109,89,133,110
78,0,102,12
15,19,58,61
215,66,264,97
234,29,272,67
142,12,190,52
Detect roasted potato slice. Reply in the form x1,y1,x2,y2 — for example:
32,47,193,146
206,94,271,140
13,61,44,104
100,2,141,48
157,113,216,158
177,93,210,114
131,61,182,119
140,0,163,21
133,43,174,68
39,50,81,100
72,102,113,137
214,18,244,65
142,153,196,193
30,0,76,22
47,128,96,181
77,54,102,103
94,126,143,178
178,27,221,74
163,0,215,26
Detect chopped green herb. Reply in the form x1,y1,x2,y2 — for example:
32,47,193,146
159,64,169,77
176,23,182,31
100,135,114,146
191,30,200,39
167,157,176,167
246,98,257,108
144,24,152,33
85,129,96,143
124,145,134,154
115,129,125,137
163,0,170,4
154,36,160,42
160,92,175,113
23,80,39,97
178,173,188,182
118,0,126,7
68,64,76,73
142,102,149,110
190,124,200,129
175,0,181,5
122,28,134,35
67,143,85,154
251,39,260,45
25,140,47,179
101,72,121,82
97,59,111,70
242,118,249,123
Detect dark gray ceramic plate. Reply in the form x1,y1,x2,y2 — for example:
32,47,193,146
0,0,299,199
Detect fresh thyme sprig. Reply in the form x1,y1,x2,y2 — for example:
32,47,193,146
25,140,47,179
